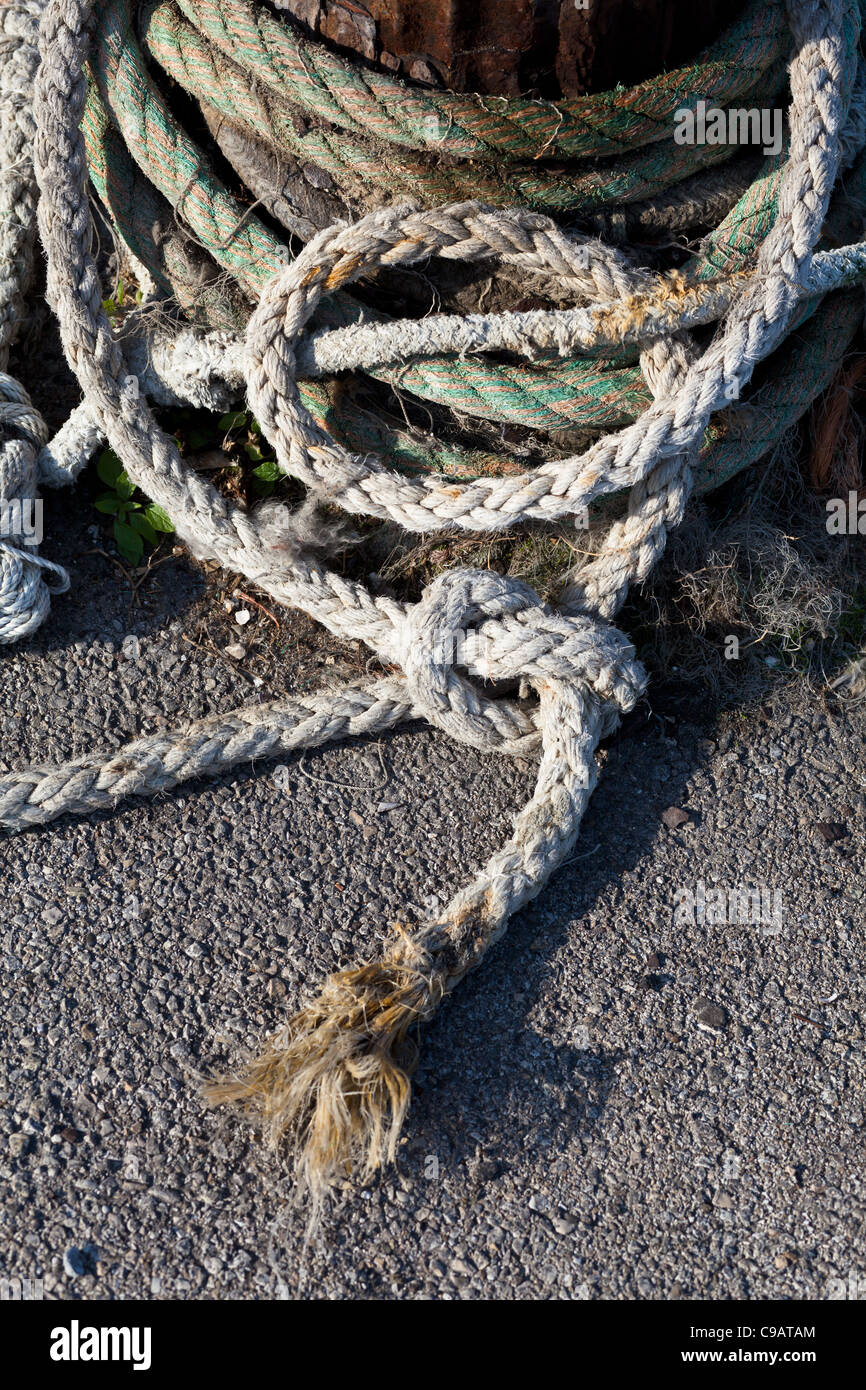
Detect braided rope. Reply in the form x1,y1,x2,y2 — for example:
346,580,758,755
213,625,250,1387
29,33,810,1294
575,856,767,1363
22,0,862,1216
143,0,788,213
0,0,69,641
76,0,864,453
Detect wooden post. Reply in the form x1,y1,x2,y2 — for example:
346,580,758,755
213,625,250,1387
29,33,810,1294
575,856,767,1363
275,0,744,97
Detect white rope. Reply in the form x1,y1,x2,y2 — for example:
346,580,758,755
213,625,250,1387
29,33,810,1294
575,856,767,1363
0,0,69,640
0,0,858,1196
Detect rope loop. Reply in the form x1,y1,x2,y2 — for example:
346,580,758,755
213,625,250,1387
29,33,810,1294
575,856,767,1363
0,371,49,448
399,567,646,753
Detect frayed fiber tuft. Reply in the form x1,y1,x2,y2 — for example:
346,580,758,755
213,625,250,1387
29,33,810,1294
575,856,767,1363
204,945,443,1220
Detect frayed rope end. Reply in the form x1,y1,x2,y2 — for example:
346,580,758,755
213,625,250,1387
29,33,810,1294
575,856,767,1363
204,945,443,1221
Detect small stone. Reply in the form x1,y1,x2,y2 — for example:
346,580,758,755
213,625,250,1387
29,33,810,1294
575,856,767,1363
59,1126,82,1145
320,1,376,60
662,806,691,828
694,998,728,1031
551,1215,578,1235
302,162,334,190
814,821,847,844
8,1133,28,1157
645,952,662,971
121,634,140,660
63,1247,85,1278
191,448,234,473
408,59,439,85
224,643,246,660
234,609,251,626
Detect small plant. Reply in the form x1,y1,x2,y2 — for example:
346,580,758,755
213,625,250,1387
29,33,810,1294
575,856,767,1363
102,278,141,323
218,410,282,494
94,449,175,566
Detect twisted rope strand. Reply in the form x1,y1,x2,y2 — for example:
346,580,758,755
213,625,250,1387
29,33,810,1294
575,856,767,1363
174,0,789,163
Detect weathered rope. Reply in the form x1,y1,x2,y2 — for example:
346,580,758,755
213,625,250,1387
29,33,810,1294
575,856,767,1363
0,1,68,641
20,0,863,1219
73,0,864,458
171,0,790,163
141,0,788,213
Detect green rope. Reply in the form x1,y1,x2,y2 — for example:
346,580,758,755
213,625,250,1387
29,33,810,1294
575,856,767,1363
84,0,866,496
142,1,788,214
171,0,789,164
82,82,249,331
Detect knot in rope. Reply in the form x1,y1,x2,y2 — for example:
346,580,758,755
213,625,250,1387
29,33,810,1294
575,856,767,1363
398,568,646,754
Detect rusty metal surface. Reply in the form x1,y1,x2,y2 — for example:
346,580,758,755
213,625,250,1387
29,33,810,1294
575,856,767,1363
274,0,745,97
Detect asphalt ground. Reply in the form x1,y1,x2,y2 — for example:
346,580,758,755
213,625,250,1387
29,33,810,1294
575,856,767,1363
0,473,863,1301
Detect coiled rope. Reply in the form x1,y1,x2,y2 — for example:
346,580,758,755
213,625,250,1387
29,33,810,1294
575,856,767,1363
2,0,865,1214
0,1,69,640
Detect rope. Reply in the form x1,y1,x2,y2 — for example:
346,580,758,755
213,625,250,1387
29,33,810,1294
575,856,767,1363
172,0,789,164
0,0,863,1216
141,0,789,213
23,0,865,1220
73,0,865,452
0,1,69,641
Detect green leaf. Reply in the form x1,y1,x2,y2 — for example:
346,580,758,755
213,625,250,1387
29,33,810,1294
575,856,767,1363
143,504,175,533
97,449,123,487
114,470,136,501
218,410,248,431
94,493,122,514
244,441,266,463
252,459,281,482
127,512,158,545
114,519,143,566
